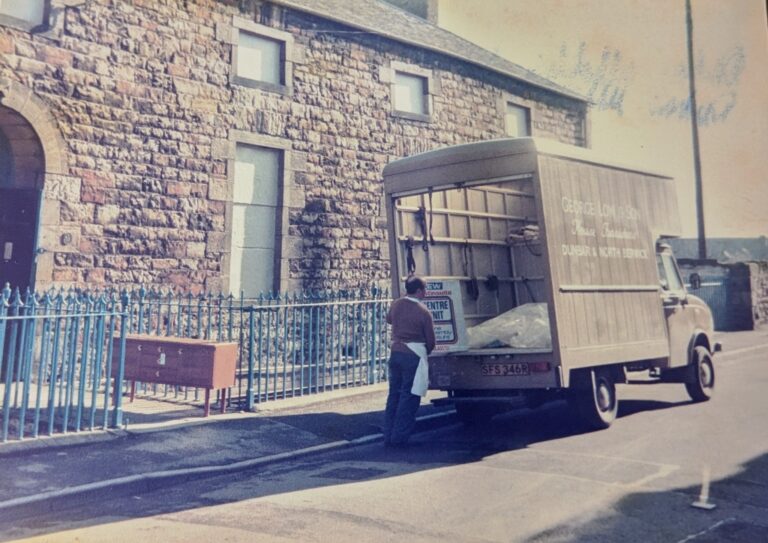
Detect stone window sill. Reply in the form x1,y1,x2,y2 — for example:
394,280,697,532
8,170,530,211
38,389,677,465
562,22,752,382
391,110,432,123
232,76,292,97
0,13,42,32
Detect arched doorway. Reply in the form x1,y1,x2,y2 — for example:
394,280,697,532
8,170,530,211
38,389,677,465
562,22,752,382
0,78,69,291
0,107,45,290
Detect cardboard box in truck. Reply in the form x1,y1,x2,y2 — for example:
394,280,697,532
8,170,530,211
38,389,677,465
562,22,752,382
382,138,721,429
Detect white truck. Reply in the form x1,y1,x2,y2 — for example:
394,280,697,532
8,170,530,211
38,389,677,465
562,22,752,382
382,138,720,429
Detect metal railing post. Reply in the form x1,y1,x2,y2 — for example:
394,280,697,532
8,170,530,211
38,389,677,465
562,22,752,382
368,290,379,385
101,292,119,430
247,306,255,411
18,291,39,439
137,286,146,335
111,293,129,428
2,290,22,442
0,288,10,442
32,293,53,438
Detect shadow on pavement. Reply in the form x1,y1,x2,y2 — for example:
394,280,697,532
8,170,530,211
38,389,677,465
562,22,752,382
0,401,586,540
524,450,768,542
617,398,692,418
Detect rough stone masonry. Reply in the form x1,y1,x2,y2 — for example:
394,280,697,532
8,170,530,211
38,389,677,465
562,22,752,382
0,0,587,294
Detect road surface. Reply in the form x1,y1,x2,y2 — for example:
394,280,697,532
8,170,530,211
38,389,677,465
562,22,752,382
3,330,767,542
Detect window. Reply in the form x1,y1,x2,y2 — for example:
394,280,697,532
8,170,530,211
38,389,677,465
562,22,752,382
229,18,294,94
0,0,45,26
230,144,282,297
505,102,531,137
384,61,435,121
394,72,427,115
237,31,282,85
657,252,684,292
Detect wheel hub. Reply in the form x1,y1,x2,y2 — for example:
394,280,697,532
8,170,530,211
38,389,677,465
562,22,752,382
597,382,612,411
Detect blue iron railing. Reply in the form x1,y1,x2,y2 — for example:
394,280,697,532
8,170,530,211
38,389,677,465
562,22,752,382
1,285,391,442
0,286,127,442
121,287,391,408
241,292,390,409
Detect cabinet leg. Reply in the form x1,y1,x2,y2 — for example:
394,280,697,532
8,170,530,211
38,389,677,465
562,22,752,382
204,388,211,417
220,388,227,413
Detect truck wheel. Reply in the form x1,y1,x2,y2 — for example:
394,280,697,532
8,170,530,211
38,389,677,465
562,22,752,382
685,346,715,402
455,403,498,425
571,369,618,430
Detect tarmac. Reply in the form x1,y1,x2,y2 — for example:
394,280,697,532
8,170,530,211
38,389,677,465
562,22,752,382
0,383,455,523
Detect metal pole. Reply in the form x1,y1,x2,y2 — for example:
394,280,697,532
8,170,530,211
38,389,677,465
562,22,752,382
247,306,255,411
686,0,707,259
111,295,128,428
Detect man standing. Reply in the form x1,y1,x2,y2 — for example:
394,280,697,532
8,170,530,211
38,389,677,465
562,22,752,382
384,275,436,447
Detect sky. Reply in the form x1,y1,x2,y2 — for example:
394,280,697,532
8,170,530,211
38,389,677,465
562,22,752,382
437,0,768,239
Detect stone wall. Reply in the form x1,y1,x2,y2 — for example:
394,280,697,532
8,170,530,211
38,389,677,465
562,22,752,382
679,259,768,331
0,0,587,293
748,262,768,328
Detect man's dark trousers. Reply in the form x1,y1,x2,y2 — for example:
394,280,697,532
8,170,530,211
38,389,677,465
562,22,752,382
384,350,421,445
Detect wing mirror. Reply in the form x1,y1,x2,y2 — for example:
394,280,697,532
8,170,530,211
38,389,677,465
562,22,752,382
689,272,702,290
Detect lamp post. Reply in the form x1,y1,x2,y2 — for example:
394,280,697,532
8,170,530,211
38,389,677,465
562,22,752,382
686,0,707,260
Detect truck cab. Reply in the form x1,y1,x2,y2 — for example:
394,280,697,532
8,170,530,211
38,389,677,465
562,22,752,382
656,242,719,401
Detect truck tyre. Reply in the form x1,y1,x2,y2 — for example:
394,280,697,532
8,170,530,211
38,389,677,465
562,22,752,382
570,369,618,430
455,403,498,426
685,346,715,402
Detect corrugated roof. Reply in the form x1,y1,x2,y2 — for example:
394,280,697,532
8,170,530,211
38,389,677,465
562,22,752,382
272,0,588,102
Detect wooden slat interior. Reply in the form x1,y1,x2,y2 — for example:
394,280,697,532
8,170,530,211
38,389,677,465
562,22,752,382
394,178,543,327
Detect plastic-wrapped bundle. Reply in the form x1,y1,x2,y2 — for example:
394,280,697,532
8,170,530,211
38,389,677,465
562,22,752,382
467,303,551,350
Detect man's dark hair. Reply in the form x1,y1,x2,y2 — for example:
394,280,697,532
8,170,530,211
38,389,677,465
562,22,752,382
405,275,426,295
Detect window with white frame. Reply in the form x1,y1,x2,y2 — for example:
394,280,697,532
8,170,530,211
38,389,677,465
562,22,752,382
237,30,283,85
394,71,428,115
505,102,531,137
230,144,282,297
0,0,45,25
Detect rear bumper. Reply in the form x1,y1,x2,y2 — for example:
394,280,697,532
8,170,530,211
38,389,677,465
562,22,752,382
428,351,560,391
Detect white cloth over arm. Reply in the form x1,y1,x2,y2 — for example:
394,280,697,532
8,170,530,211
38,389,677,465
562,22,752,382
406,342,429,397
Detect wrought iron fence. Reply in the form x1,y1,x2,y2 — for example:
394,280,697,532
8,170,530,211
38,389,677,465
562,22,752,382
241,292,390,408
0,286,127,442
0,285,391,442
122,287,391,409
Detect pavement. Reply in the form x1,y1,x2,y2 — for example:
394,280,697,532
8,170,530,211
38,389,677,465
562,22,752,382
0,384,455,523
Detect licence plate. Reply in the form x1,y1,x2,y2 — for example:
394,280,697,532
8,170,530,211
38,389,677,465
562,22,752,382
480,363,530,376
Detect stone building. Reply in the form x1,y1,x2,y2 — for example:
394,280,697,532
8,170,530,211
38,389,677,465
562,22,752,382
0,0,589,296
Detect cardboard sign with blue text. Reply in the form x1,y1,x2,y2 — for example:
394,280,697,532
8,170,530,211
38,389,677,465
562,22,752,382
424,279,468,353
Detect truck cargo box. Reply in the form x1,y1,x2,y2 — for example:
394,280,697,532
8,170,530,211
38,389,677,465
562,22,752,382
383,138,683,389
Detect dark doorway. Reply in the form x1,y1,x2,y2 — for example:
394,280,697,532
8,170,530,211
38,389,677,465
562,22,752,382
0,188,38,290
0,110,43,292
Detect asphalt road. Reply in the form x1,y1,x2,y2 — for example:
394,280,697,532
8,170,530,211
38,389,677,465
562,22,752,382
4,329,768,543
